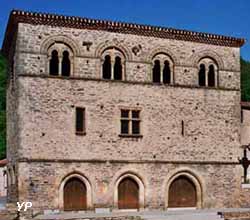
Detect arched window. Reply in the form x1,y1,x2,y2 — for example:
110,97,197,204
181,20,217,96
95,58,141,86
152,53,174,84
103,55,112,79
163,61,171,84
114,56,122,80
208,65,215,87
198,64,206,86
49,50,59,76
48,42,73,76
153,60,161,83
61,51,71,77
198,57,218,87
101,47,125,80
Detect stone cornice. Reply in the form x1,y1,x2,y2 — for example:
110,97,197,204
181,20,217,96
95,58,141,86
2,10,245,56
18,158,239,165
18,73,240,92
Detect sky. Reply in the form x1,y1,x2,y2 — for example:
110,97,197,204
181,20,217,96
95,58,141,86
0,0,250,61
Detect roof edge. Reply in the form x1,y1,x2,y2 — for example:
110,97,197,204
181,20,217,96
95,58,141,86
2,9,246,56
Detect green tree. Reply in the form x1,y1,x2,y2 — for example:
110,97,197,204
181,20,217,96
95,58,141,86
241,57,250,101
0,53,7,159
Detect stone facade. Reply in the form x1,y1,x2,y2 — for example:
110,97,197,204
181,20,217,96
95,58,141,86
2,10,249,214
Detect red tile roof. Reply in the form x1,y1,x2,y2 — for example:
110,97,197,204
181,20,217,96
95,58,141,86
0,159,7,167
2,10,245,56
241,102,250,109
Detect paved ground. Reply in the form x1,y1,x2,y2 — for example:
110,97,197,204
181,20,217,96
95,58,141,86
35,208,250,220
0,197,6,210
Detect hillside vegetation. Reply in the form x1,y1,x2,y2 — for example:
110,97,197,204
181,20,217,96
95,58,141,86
0,54,6,159
241,58,250,101
0,54,249,159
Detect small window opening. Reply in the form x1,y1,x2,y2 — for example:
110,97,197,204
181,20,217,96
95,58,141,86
198,64,206,86
76,107,85,134
49,50,59,76
61,51,71,77
208,65,215,87
114,56,122,80
163,60,171,84
103,55,111,79
181,120,184,136
132,110,140,134
153,60,161,83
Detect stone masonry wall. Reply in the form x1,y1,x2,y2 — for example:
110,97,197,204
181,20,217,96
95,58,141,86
17,76,241,162
16,23,240,89
18,161,244,212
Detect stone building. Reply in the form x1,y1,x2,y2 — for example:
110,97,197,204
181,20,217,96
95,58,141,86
241,102,250,183
2,10,249,213
0,159,7,198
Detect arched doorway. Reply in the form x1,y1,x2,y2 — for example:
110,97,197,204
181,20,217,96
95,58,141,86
63,177,87,211
168,176,197,208
118,177,139,209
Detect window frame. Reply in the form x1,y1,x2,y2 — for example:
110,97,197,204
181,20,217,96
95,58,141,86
47,43,73,77
151,53,174,85
75,107,86,135
198,58,218,88
119,108,142,138
101,47,126,81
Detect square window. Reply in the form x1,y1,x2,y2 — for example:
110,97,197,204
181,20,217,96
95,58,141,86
120,109,141,136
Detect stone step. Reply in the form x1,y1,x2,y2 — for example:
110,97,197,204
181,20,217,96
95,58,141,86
142,213,222,220
35,211,223,220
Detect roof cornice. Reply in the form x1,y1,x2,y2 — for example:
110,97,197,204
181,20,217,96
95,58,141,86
2,9,246,56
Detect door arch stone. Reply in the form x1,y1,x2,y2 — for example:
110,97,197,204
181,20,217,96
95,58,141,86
165,169,203,209
118,177,139,209
59,173,92,210
168,176,197,207
114,173,145,210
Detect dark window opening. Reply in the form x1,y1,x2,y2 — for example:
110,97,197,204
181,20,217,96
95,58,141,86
163,61,171,84
132,121,140,134
103,55,111,79
198,64,206,86
121,110,129,118
132,110,140,119
62,51,71,77
114,56,122,80
76,107,85,134
181,120,184,136
153,60,161,83
121,120,129,134
49,50,59,76
208,65,215,87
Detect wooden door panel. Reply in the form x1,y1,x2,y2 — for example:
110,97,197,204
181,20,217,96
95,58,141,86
118,178,139,209
168,176,197,208
64,178,87,211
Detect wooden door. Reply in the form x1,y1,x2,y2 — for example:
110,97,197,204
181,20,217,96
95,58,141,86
64,177,87,211
168,176,197,208
118,178,139,209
